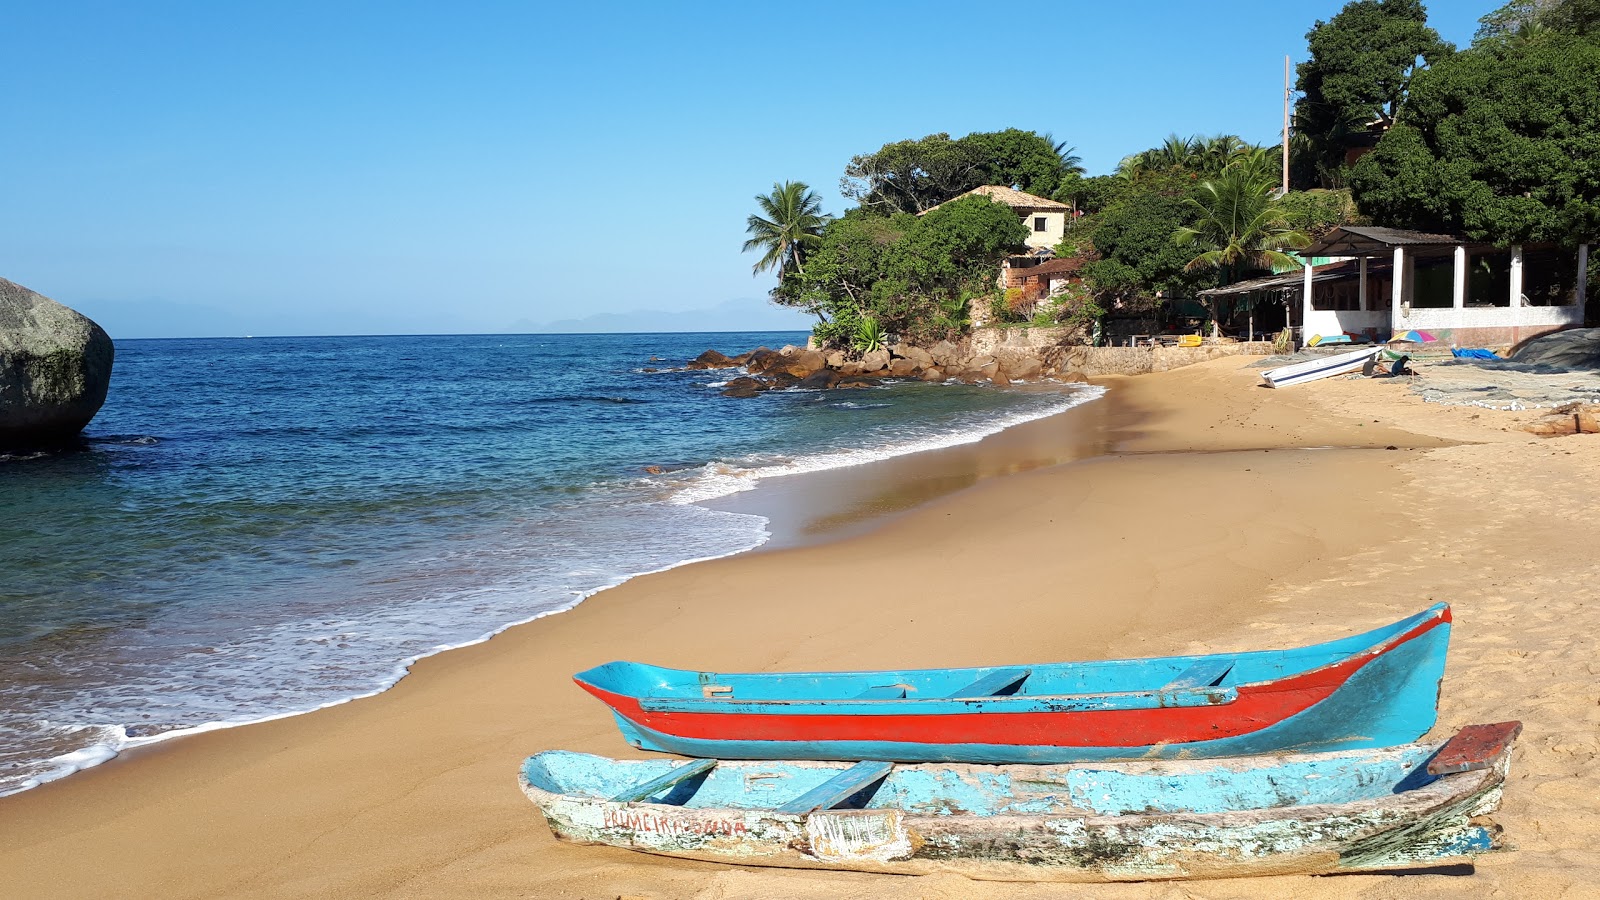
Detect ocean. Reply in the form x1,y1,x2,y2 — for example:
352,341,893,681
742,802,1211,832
0,332,1101,796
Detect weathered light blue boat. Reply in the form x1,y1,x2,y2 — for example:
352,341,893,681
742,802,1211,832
575,604,1452,764
519,722,1519,882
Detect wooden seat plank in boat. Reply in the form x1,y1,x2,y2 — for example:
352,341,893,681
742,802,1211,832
774,761,894,815
1162,659,1234,691
609,758,717,803
1427,721,1523,775
945,668,1030,699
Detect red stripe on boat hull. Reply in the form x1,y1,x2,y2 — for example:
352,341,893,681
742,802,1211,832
578,613,1447,749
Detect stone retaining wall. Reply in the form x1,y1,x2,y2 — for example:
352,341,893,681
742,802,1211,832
1061,342,1275,377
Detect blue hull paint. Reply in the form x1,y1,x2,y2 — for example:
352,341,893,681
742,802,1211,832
607,611,1451,764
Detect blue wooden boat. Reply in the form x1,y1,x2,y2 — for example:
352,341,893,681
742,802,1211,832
518,722,1520,881
574,604,1451,764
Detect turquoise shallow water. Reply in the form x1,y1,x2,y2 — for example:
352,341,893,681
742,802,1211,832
0,332,1100,795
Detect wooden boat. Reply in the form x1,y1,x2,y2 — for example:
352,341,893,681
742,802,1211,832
574,605,1451,764
518,722,1520,882
1260,346,1381,388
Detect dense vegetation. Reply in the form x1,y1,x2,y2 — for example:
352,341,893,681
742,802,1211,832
746,0,1600,348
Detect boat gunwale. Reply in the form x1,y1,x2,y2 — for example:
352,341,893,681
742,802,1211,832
576,604,1451,711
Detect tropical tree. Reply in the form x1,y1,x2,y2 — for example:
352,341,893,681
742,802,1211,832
1294,0,1453,187
1175,167,1312,334
742,181,828,277
1349,31,1600,247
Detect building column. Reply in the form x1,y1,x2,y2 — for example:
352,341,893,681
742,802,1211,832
1578,244,1590,308
1452,245,1468,308
1358,257,1368,311
1509,245,1523,307
1301,258,1314,346
1392,246,1406,332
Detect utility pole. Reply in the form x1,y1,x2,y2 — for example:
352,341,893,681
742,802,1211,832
1282,55,1291,196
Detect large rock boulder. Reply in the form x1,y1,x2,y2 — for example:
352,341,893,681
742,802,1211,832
1,278,114,449
858,349,891,373
928,340,961,367
687,348,740,370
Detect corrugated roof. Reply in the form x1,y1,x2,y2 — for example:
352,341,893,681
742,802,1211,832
1302,225,1472,257
1197,258,1390,296
921,185,1070,214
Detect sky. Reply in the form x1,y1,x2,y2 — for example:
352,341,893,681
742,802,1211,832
1,0,1502,338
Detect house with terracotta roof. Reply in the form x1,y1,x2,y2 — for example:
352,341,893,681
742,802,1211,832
922,185,1073,251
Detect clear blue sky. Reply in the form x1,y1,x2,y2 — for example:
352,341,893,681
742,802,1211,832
1,0,1500,337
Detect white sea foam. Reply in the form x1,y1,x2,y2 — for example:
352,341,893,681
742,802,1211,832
0,504,773,798
0,380,1105,800
670,383,1105,504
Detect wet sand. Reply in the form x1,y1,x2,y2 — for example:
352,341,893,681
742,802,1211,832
2,356,1597,899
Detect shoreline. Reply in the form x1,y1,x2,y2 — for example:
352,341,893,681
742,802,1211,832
3,378,1106,800
4,356,1598,899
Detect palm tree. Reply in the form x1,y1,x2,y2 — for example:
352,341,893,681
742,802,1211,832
1044,134,1086,178
743,181,828,277
1174,166,1311,335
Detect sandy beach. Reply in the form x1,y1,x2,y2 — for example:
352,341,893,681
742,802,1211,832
3,356,1598,900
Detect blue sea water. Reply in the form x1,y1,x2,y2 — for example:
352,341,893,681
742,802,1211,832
0,332,1101,795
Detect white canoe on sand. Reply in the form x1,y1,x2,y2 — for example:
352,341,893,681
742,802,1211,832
1261,346,1381,388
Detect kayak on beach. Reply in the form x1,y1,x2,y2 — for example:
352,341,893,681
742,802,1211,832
573,604,1451,764
518,721,1520,881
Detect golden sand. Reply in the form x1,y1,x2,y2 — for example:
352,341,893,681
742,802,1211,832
1,357,1596,899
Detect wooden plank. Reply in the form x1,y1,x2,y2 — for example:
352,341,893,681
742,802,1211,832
1162,659,1234,691
1427,722,1523,776
854,685,907,699
610,759,717,803
944,668,1030,699
775,761,894,816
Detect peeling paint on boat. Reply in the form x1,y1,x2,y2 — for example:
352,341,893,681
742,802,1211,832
517,727,1516,881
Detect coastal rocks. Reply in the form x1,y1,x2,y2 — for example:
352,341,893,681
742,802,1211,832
688,349,743,370
0,277,114,449
858,349,891,374
928,340,960,368
1004,357,1043,380
697,329,1100,399
1521,403,1600,436
719,376,769,398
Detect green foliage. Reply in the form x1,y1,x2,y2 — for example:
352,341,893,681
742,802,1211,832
1174,165,1311,280
1117,134,1260,180
781,196,1029,347
742,181,828,277
1349,33,1600,245
1081,170,1211,305
1477,0,1600,42
841,129,1084,214
852,316,885,352
1054,174,1125,215
1276,189,1362,238
1295,0,1453,187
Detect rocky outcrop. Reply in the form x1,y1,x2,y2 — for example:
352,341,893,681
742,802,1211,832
693,330,1271,398
0,278,114,449
687,349,745,370
1521,402,1600,436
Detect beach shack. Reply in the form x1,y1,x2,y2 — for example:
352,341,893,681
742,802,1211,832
1199,226,1591,348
